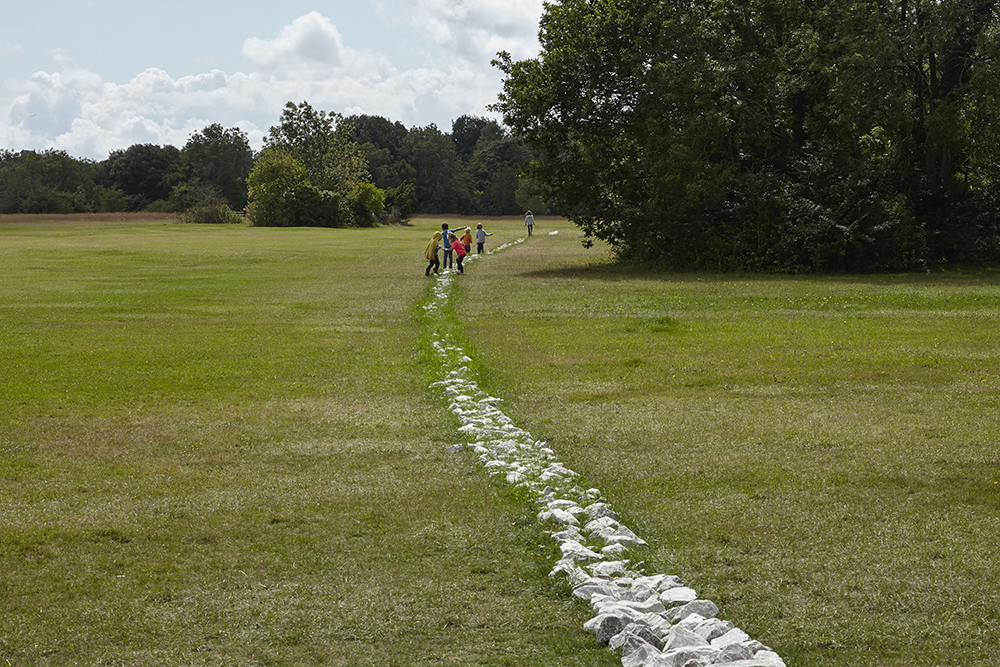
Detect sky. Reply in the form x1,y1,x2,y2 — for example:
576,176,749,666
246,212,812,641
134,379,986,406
0,0,545,160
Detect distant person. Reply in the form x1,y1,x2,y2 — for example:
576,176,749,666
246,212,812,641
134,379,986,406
441,222,454,269
475,223,492,254
460,227,473,255
450,232,467,273
524,210,535,237
424,231,442,276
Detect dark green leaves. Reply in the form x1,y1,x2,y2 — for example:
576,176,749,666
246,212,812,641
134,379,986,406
495,0,1000,271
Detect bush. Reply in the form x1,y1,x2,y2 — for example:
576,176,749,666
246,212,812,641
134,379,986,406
97,186,130,213
383,182,415,220
347,182,385,227
246,149,306,227
287,183,342,227
178,183,244,224
180,204,243,224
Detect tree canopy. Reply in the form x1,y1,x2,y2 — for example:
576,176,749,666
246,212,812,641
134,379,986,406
99,144,182,211
494,0,1000,271
181,123,254,210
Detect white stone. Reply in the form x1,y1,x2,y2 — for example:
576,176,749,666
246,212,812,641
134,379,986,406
716,643,754,662
559,540,602,562
663,626,710,652
674,613,707,631
668,599,719,622
692,617,734,642
607,524,648,547
585,517,619,533
752,649,786,666
601,544,629,558
711,627,751,649
590,560,630,578
547,509,580,525
622,642,661,667
660,586,698,606
659,645,719,667
551,526,583,543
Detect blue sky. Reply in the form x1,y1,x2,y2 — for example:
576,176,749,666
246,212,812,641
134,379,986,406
0,0,544,159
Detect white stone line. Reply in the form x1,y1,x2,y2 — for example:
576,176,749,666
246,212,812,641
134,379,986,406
424,239,786,667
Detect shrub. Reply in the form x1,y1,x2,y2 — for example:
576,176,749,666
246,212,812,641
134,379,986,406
287,183,342,227
246,149,306,227
180,204,243,224
347,182,385,227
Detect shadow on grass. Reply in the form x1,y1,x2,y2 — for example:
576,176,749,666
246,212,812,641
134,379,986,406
517,258,1000,287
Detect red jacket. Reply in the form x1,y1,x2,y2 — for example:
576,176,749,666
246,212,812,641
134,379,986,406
453,240,467,257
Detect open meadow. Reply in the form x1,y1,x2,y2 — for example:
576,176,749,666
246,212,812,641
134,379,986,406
458,223,1000,667
0,215,617,667
2,215,999,666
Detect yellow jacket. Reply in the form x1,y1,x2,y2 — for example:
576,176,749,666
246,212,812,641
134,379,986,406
425,232,442,261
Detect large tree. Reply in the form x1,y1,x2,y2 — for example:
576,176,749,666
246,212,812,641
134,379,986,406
466,125,535,215
249,102,384,227
402,124,474,214
181,123,254,210
265,101,368,195
494,0,1000,271
99,143,182,210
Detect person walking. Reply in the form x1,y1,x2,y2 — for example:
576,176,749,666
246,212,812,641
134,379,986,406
475,223,492,254
460,227,473,255
441,223,454,269
524,210,535,237
424,231,442,276
450,232,468,273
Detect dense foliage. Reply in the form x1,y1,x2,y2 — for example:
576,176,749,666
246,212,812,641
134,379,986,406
247,102,372,227
494,0,1000,271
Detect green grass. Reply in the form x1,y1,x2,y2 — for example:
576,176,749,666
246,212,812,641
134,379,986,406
5,214,999,667
0,216,618,666
457,222,1000,667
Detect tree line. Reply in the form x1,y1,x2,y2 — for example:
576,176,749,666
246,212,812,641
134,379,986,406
0,103,547,226
494,0,1000,271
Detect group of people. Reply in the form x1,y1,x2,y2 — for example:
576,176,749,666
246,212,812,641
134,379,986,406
423,212,536,276
424,222,493,275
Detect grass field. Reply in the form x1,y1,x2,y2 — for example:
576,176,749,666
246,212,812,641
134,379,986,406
2,215,998,666
456,225,1000,666
0,216,617,667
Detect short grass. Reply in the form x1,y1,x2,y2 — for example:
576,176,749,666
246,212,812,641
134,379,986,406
457,220,1000,667
0,216,618,666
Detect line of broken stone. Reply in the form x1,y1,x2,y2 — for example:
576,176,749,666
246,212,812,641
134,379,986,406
424,242,786,667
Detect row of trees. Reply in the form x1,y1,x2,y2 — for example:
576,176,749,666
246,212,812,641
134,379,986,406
495,0,1000,271
246,104,547,226
0,106,544,226
0,124,254,217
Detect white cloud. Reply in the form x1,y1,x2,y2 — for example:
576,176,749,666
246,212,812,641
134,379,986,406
403,0,543,61
0,5,544,159
244,12,345,73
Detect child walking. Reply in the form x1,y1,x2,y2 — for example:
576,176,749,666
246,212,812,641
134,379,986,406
441,223,453,269
475,223,492,254
460,227,473,255
450,232,467,273
424,231,442,275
